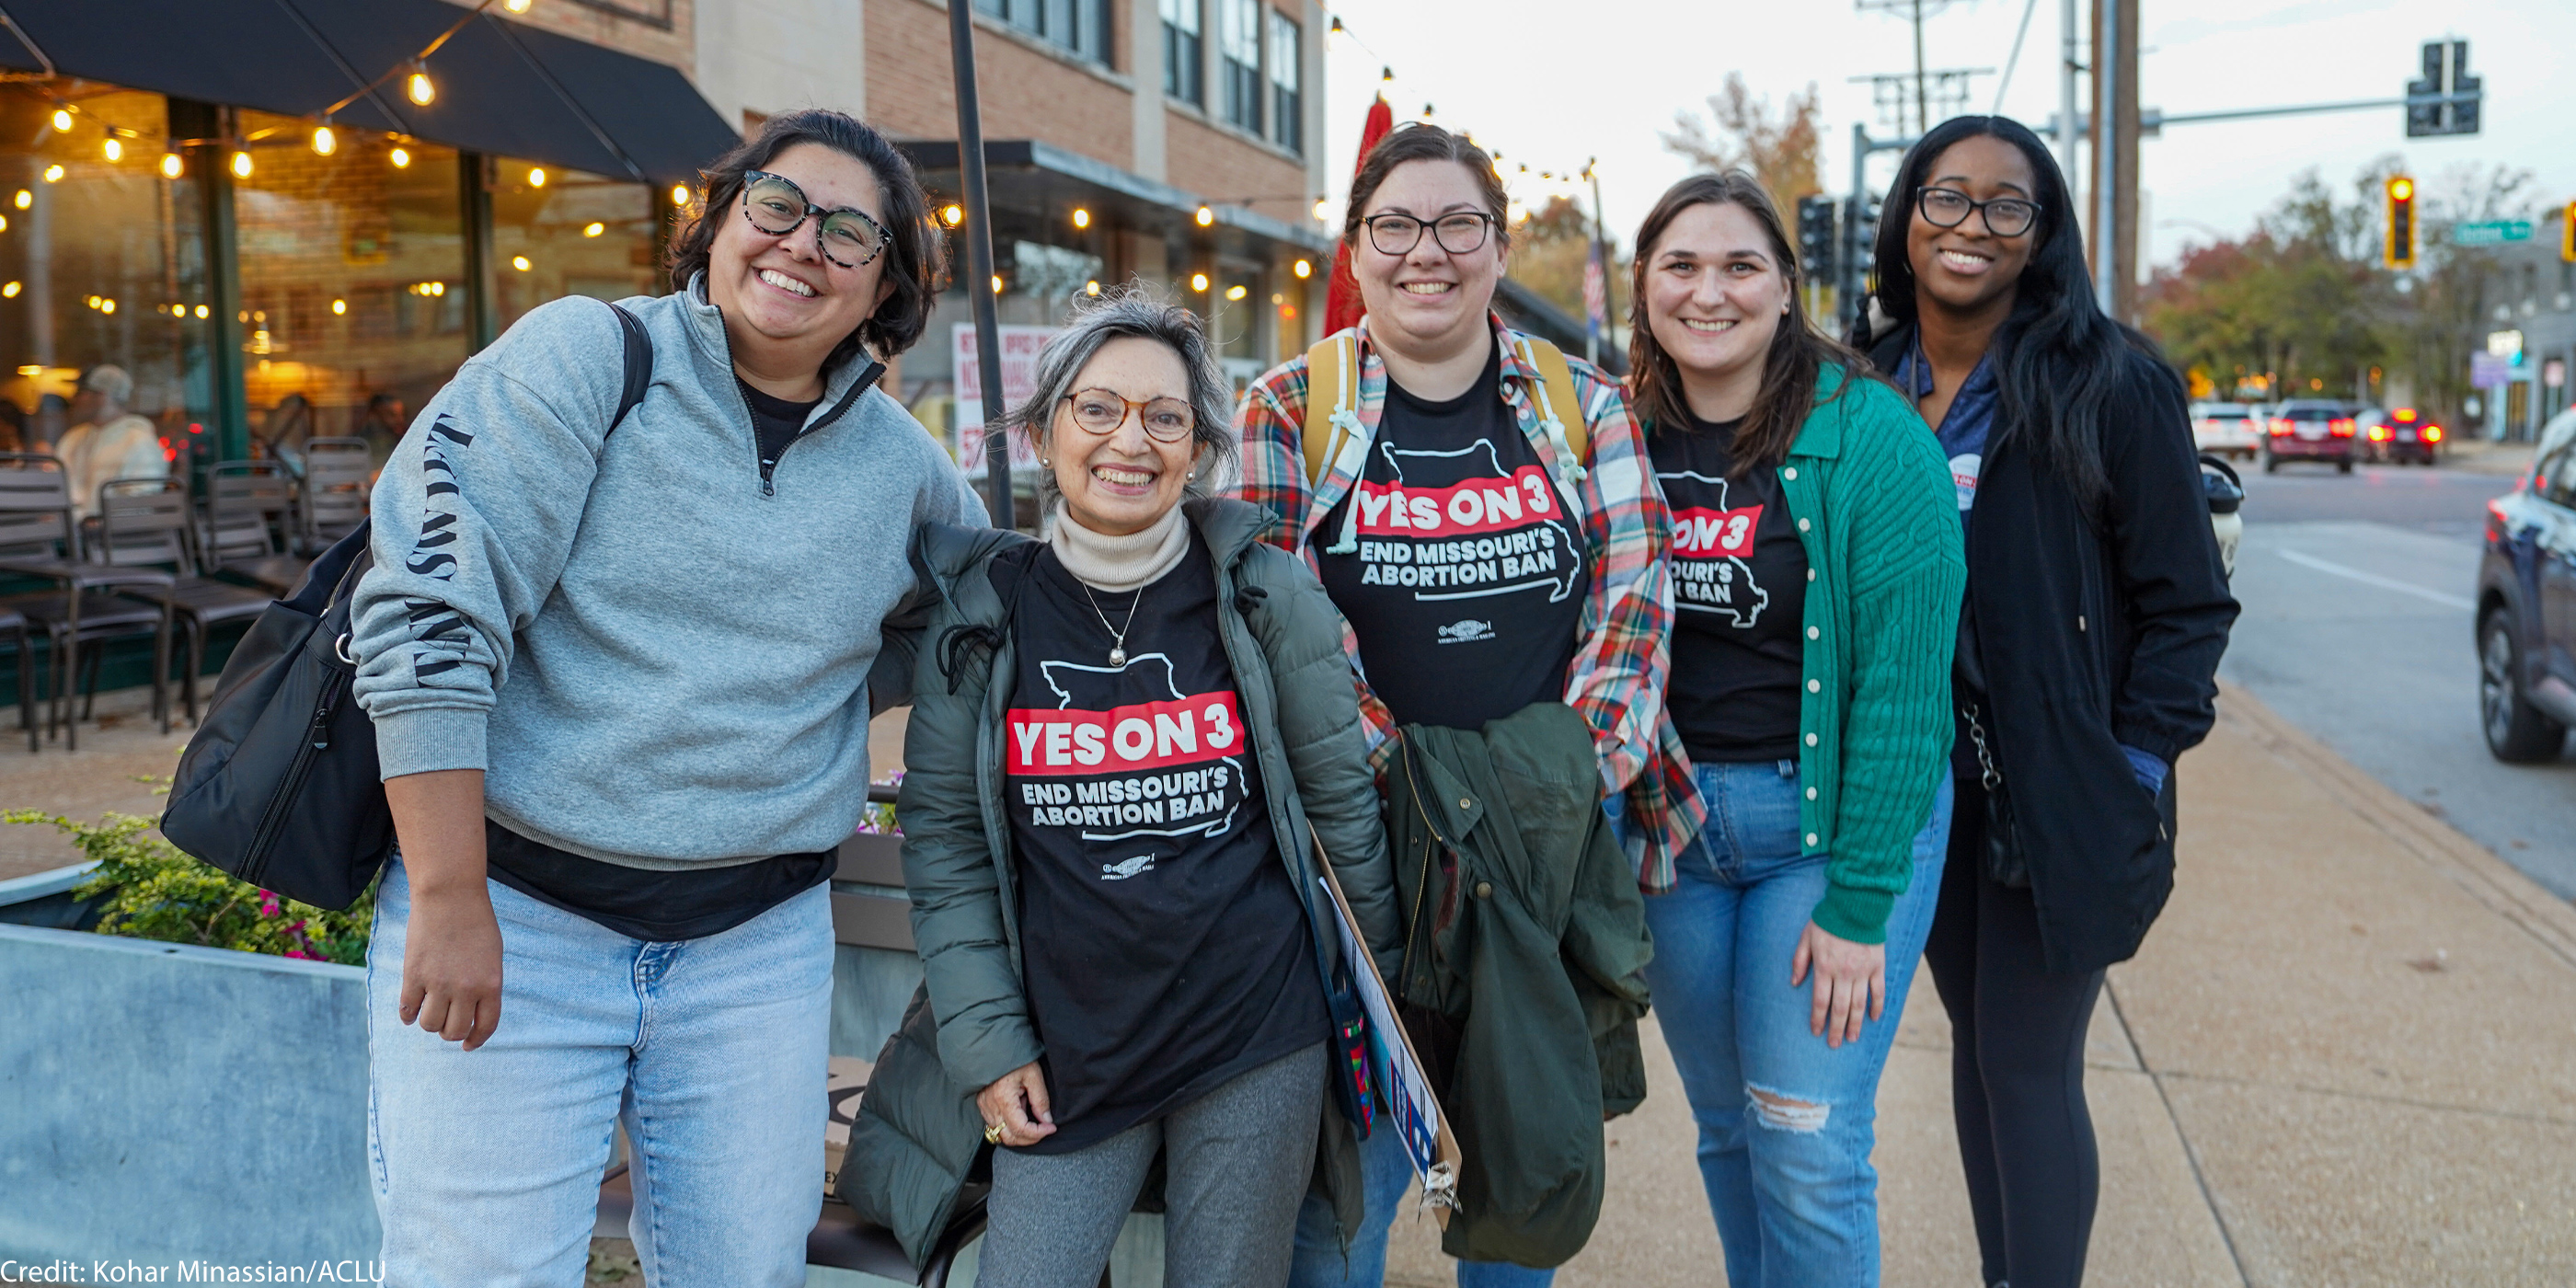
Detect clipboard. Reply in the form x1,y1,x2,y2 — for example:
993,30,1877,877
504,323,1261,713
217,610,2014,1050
1313,836,1464,1224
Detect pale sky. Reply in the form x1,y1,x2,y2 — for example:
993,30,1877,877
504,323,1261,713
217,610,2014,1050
1319,0,2574,273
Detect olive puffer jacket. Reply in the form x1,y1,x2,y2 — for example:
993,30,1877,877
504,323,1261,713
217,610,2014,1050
840,496,1404,1269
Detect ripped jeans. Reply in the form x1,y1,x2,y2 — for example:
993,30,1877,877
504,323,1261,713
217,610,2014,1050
1640,760,1950,1288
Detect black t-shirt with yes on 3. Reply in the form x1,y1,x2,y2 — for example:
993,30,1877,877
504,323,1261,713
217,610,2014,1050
996,537,1326,1154
1314,347,1592,730
1651,415,1811,764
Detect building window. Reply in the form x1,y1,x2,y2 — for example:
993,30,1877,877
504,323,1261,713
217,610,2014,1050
488,159,659,335
1218,0,1261,134
1161,0,1202,105
0,86,215,468
983,0,1111,66
233,111,469,468
1268,11,1302,155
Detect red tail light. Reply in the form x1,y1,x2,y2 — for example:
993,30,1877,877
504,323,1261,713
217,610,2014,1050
2394,408,2418,422
2329,418,2355,437
2268,418,2293,436
2423,426,2443,443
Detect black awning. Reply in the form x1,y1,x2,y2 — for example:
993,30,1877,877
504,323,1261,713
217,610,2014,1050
0,0,731,185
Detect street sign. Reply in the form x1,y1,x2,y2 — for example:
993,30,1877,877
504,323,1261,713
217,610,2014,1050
2453,220,2533,247
2469,353,2513,388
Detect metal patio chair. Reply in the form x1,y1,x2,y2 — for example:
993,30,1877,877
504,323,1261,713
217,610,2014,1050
0,455,175,749
202,460,309,595
298,437,374,553
97,477,272,726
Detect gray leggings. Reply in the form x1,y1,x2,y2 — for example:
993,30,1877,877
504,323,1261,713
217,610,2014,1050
976,1042,1326,1288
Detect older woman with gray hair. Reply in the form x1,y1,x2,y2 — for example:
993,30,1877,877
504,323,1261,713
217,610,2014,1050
845,288,1403,1288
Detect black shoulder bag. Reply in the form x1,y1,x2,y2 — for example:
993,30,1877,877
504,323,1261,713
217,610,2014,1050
161,302,654,909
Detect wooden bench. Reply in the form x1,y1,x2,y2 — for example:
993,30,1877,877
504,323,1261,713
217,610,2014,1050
591,786,989,1285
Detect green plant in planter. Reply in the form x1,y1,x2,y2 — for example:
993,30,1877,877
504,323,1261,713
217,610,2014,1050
4,809,374,965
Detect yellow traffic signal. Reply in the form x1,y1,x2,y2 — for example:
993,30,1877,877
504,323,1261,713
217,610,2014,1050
2385,177,2417,270
2563,200,2575,262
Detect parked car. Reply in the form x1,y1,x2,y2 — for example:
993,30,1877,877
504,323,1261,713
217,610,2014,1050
2363,407,2445,466
2261,399,2359,474
2474,407,2576,762
2191,401,2263,459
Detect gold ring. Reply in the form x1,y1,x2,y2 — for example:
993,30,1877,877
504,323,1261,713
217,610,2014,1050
983,1121,1004,1144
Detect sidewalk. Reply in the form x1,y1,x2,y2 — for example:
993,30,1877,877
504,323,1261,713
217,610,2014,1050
1381,686,2576,1286
2433,435,2538,477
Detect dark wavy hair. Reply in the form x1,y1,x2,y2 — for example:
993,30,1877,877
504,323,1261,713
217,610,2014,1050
1627,171,1869,476
1341,123,1512,252
664,109,945,362
1860,114,2170,506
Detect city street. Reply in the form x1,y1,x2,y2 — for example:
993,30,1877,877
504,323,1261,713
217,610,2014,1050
2221,460,2576,899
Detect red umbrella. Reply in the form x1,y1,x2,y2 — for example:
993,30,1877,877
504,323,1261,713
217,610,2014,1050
1323,94,1395,337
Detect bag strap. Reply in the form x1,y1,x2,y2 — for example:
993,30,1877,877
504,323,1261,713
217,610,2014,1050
605,302,654,434
1513,336,1589,478
1300,333,1362,487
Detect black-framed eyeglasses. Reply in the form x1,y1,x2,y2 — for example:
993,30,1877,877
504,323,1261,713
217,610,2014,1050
1359,212,1495,258
1915,187,2041,238
740,170,891,270
1061,388,1197,443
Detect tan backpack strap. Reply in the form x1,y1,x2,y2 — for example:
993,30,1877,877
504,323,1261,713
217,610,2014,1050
1515,336,1589,481
1302,334,1363,487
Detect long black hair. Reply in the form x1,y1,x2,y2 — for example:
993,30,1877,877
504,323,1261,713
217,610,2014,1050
665,109,945,363
1861,114,2170,507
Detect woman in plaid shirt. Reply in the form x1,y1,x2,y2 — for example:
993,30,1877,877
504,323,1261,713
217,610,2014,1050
1237,123,1671,1288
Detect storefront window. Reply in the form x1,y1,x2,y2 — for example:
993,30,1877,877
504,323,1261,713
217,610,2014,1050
0,85,214,466
489,159,659,332
234,111,467,467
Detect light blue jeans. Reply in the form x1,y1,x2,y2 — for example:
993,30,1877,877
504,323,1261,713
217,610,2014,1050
1643,761,1951,1288
365,858,835,1287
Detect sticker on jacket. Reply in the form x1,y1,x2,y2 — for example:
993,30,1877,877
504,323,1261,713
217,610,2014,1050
1661,469,1772,628
1348,439,1581,603
1007,652,1248,844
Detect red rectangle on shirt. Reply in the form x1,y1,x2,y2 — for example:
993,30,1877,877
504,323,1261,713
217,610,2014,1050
1006,692,1247,775
1351,466,1559,538
1672,505,1761,558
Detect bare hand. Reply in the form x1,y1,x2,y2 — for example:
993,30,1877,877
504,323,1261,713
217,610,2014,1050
399,887,504,1050
978,1063,1057,1147
1789,920,1886,1049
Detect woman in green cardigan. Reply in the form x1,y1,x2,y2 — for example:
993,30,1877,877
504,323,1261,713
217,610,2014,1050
1623,171,1963,1286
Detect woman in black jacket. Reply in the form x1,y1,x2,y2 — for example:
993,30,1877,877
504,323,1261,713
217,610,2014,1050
1849,116,2237,1288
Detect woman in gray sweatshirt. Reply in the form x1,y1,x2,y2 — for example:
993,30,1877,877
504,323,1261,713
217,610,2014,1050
348,109,981,1286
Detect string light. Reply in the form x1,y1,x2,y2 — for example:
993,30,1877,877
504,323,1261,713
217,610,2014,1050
670,184,690,206
1313,198,1328,222
1071,208,1090,229
11,190,28,209
990,274,1004,293
527,167,546,188
390,147,412,168
1195,206,1214,227
512,256,532,270
1293,259,1312,279
582,222,604,237
2,282,18,299
40,165,63,183
99,299,116,315
1225,284,1248,301
503,0,533,10
408,63,436,106
101,138,122,163
330,299,347,315
1085,280,1101,295
50,108,71,132
230,151,253,178
1190,272,1210,293
195,305,210,318
0,215,7,233
940,204,963,225
161,152,183,178
311,125,338,156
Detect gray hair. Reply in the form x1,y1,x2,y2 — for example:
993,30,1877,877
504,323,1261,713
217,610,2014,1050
1003,285,1239,502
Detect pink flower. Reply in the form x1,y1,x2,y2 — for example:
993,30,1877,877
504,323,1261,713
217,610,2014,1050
259,892,282,917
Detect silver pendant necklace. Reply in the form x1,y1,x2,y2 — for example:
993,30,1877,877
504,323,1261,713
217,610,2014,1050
1080,581,1144,667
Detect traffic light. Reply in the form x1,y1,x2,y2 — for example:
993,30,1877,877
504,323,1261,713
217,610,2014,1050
2385,176,2416,270
1796,195,1838,284
2563,201,2575,263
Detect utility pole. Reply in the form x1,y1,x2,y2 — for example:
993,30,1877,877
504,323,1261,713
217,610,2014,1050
1911,0,1930,134
1585,159,1614,366
2059,0,2080,217
948,0,1013,527
2089,0,2136,320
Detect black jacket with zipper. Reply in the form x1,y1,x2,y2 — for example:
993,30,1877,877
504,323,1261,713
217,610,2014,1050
1866,325,2238,972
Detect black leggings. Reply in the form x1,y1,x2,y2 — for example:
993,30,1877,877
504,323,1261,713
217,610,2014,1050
1923,772,2107,1288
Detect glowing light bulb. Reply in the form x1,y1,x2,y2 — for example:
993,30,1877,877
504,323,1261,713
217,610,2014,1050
195,305,209,318
1071,208,1090,229
159,152,182,178
1190,272,1210,293
1195,206,1214,227
0,215,8,233
582,222,604,237
1225,284,1248,301
330,299,347,316
1293,259,1312,280
1086,280,1101,295
102,138,122,163
40,165,63,183
991,274,1004,294
11,190,28,209
311,126,337,156
99,299,115,315
408,68,436,107
2,282,17,299
389,147,412,168
670,184,690,206
941,204,962,226
504,0,533,10
230,151,253,178
512,256,532,271
50,108,71,132
527,167,546,188
1313,198,1328,221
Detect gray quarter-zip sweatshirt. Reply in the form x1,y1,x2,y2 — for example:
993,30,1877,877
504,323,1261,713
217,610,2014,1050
351,278,983,868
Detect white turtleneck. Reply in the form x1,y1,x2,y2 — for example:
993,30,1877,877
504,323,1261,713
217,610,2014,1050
1048,500,1190,592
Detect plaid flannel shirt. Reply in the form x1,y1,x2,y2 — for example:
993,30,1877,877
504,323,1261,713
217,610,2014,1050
1236,316,1700,880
